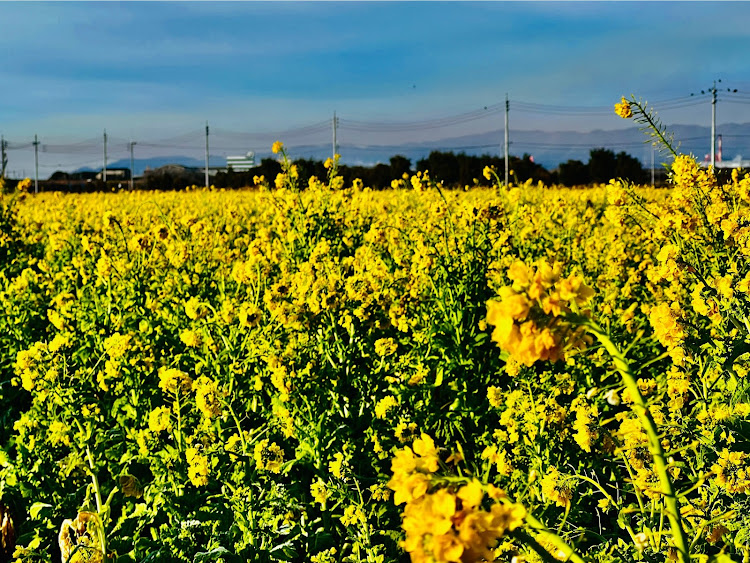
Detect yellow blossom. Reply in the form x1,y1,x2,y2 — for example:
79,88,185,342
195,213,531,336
328,452,347,478
148,406,172,433
180,328,202,348
48,420,70,447
540,466,573,508
193,376,222,419
186,447,209,487
103,332,130,360
614,96,633,119
254,439,284,473
158,368,194,395
311,478,331,508
375,395,399,419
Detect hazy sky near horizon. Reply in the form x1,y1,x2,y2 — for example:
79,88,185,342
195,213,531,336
3,1,750,172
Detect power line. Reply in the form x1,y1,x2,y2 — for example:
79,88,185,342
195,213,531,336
339,105,504,133
3,93,749,177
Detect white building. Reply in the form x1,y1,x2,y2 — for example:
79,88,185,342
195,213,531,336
226,152,256,171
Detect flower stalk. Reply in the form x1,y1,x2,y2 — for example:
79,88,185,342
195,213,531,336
584,321,690,563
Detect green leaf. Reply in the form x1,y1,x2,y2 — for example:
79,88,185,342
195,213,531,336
433,367,444,387
193,547,231,562
29,502,52,520
269,541,299,562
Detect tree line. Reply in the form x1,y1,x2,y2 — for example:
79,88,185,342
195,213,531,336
210,147,651,190
25,147,654,193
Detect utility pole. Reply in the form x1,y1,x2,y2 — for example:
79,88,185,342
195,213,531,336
1,136,7,179
129,140,136,190
711,83,717,170
651,144,655,187
33,134,39,194
103,129,108,185
332,111,338,160
504,94,510,187
205,121,210,189
691,80,737,170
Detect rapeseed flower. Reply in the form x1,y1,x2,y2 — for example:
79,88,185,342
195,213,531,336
186,447,209,487
179,329,202,348
339,505,366,527
388,434,439,506
369,483,391,501
194,376,222,419
649,302,686,350
486,259,593,366
712,449,750,494
254,439,284,473
158,368,193,395
614,96,632,119
103,332,130,360
310,479,330,508
148,406,172,433
391,437,525,563
374,337,398,356
328,452,347,478
16,178,32,193
570,398,599,453
47,420,70,447
540,466,573,508
238,303,262,328
14,342,48,392
375,395,399,419
184,296,207,321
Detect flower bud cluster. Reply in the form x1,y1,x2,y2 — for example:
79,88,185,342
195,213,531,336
387,434,526,563
614,96,633,119
486,260,595,366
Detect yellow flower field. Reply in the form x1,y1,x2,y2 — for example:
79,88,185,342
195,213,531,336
0,111,749,562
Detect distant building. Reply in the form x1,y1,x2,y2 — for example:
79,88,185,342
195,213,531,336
714,155,750,169
96,168,130,180
226,151,256,171
701,135,750,169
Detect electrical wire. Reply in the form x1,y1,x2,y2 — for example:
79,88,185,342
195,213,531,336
2,96,748,172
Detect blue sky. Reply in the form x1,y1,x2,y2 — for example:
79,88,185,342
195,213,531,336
3,1,750,173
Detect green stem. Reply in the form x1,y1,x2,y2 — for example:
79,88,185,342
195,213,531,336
621,453,647,516
175,390,183,452
574,473,619,510
585,322,690,563
85,446,102,515
509,529,565,563
523,513,586,563
630,99,678,158
85,445,107,557
226,400,248,453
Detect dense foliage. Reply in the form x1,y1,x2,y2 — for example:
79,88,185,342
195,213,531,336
0,122,748,563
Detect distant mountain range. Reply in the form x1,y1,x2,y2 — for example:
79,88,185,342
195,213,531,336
75,123,750,175
75,156,228,177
